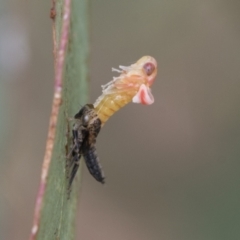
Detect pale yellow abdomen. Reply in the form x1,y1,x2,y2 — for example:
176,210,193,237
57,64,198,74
94,92,135,125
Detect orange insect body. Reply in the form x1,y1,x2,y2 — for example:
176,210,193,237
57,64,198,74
93,56,158,125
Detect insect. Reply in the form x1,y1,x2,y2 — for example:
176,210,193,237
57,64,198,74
68,104,104,187
94,55,158,125
68,56,157,186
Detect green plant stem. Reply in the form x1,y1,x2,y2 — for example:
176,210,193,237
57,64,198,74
30,0,89,239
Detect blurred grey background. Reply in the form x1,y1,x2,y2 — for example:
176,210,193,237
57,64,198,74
1,0,240,239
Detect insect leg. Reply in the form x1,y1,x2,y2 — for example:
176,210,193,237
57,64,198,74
68,161,80,188
68,128,85,188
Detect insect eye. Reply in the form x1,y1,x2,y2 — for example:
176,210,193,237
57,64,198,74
143,62,155,76
83,115,90,125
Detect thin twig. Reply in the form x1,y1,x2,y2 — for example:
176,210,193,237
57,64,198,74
29,0,71,239
51,0,57,72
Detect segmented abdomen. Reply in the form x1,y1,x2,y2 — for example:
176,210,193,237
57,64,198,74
83,146,105,183
94,91,135,125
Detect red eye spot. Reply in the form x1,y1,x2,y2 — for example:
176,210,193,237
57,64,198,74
143,62,155,76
